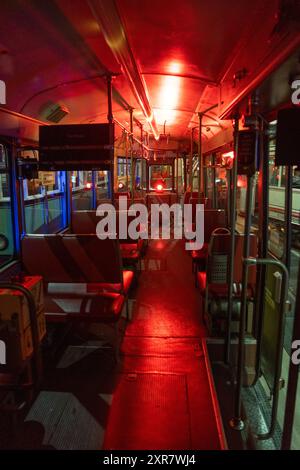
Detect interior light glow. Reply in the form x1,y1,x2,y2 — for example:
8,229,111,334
155,61,181,125
222,151,234,159
85,182,92,190
156,183,163,191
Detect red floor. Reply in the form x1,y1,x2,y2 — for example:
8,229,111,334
103,239,222,450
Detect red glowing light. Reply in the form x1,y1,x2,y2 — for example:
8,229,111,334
156,184,163,192
222,151,234,160
118,182,124,189
237,177,246,188
86,182,92,189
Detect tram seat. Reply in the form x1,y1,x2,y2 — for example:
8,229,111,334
71,210,147,264
189,197,212,214
21,234,134,324
114,191,131,199
189,209,226,277
183,191,205,204
198,231,257,332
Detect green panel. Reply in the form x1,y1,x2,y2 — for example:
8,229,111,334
261,263,282,390
0,205,14,257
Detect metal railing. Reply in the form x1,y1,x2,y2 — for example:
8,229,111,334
230,257,289,440
0,282,42,386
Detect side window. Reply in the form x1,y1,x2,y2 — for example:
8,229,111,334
23,170,67,234
268,125,285,260
71,170,93,210
0,144,15,266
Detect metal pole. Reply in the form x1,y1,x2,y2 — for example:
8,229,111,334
129,108,134,203
190,128,194,190
284,165,292,272
125,132,129,191
224,117,239,364
176,152,179,198
230,173,255,431
198,113,203,201
253,119,269,384
0,283,43,385
212,153,216,209
107,75,114,203
228,258,288,439
141,124,144,194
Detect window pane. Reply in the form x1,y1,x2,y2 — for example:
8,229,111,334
96,170,110,202
290,167,300,295
268,130,286,261
24,171,67,233
71,170,93,210
149,165,173,190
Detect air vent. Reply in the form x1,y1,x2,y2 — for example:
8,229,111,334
40,101,69,123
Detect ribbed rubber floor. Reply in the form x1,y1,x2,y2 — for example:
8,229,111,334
103,239,221,450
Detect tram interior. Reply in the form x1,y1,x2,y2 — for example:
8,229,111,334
0,0,300,451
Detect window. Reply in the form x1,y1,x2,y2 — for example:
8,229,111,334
268,127,285,261
96,170,110,202
71,170,93,211
23,170,67,233
0,144,15,266
149,164,173,190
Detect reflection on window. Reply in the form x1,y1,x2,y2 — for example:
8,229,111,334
71,170,93,211
96,170,109,202
24,171,67,234
268,131,286,261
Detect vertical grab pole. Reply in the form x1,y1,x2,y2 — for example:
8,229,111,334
190,127,194,191
230,122,258,429
129,108,134,204
176,152,179,199
253,118,269,384
198,113,203,202
125,132,129,191
107,75,114,204
284,165,292,272
212,153,217,209
224,116,239,365
140,124,144,195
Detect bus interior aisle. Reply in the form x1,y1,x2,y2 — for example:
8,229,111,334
0,238,223,451
1,0,300,456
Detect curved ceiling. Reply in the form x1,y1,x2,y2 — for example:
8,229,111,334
0,0,299,145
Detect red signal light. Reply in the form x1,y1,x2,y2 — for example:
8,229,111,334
156,183,163,192
85,182,92,190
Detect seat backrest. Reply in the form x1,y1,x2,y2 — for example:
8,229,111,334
189,197,212,222
183,191,205,204
72,211,98,234
71,209,147,240
208,233,257,285
22,234,122,284
114,191,131,199
203,209,226,243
